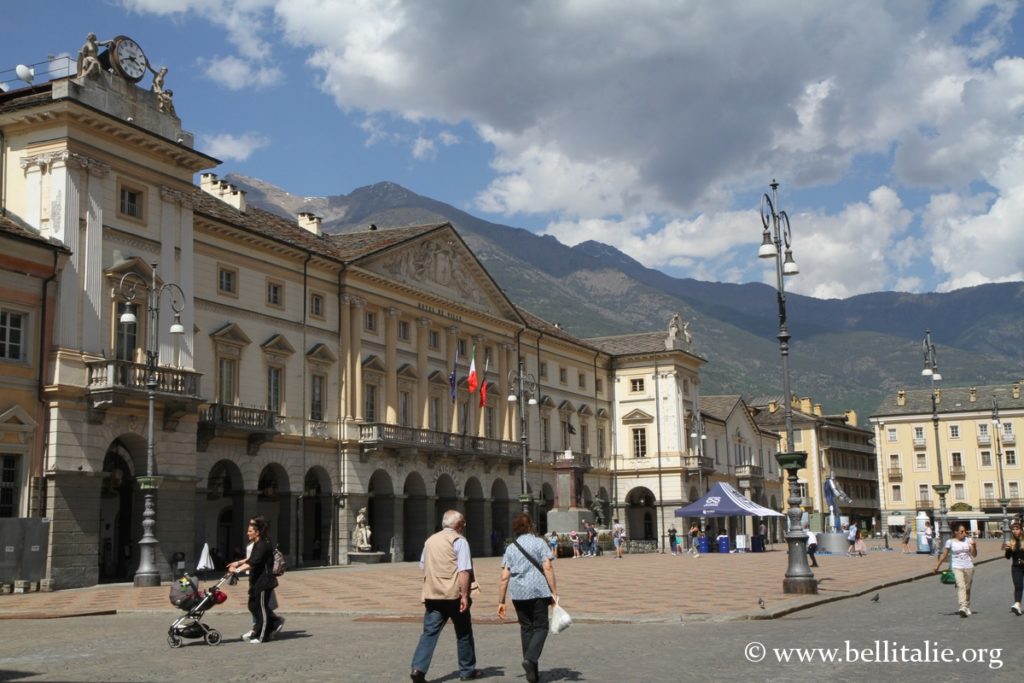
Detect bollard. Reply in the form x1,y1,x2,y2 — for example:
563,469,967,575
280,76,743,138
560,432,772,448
13,580,29,594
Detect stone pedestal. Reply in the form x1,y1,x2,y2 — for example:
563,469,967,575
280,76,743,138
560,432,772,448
349,551,386,564
547,509,593,534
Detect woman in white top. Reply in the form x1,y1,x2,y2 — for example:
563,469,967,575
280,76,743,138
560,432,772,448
934,522,978,617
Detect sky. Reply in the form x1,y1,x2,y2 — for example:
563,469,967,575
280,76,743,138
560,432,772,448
3,1,1024,299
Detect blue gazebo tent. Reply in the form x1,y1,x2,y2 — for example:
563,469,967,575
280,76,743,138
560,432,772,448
674,481,784,518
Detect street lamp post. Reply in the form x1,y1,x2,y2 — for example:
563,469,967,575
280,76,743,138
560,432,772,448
507,360,537,513
118,264,186,587
689,415,708,536
921,330,950,552
992,398,1011,546
758,179,817,594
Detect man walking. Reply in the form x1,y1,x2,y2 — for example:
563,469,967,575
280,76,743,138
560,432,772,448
613,519,626,559
410,510,482,682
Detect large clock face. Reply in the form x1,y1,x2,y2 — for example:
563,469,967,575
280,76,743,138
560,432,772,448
113,37,148,82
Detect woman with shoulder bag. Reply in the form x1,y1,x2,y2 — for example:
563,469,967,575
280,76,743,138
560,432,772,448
1002,519,1024,615
497,513,558,683
934,522,977,618
228,516,285,643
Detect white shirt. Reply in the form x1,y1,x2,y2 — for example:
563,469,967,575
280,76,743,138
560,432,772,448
945,538,975,570
806,530,818,545
847,525,858,541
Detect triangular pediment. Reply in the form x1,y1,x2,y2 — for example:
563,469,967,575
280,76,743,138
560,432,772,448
210,322,251,346
362,354,385,371
261,334,295,355
0,405,36,432
578,404,593,417
397,363,418,379
428,370,450,385
356,228,522,321
307,343,337,364
622,408,654,423
558,400,575,414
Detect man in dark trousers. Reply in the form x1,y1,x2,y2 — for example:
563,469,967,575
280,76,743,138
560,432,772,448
410,510,482,682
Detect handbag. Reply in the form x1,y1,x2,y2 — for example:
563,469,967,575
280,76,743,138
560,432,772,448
549,597,572,634
513,540,555,604
939,549,955,585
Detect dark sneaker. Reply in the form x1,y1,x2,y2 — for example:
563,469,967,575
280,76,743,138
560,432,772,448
272,617,286,636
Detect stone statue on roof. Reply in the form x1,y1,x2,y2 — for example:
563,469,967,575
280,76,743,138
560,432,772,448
77,32,111,80
667,313,692,348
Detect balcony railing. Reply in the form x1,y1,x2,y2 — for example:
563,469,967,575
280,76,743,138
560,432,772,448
358,423,522,462
977,434,991,446
734,464,764,480
683,455,715,474
85,359,202,428
916,499,934,510
1000,433,1016,445
825,439,875,454
913,437,927,448
980,497,1024,509
888,467,903,480
550,450,593,469
949,465,966,478
198,403,279,455
831,465,877,480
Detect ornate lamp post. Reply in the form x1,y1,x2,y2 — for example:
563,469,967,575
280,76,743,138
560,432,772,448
921,329,950,552
992,398,1011,545
118,264,185,587
758,179,817,594
689,414,708,535
507,360,537,513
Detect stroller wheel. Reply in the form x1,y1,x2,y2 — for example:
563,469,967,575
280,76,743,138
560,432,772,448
205,630,222,646
167,633,183,648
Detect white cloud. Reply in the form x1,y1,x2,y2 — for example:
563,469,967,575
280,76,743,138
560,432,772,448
199,55,282,90
411,136,435,160
199,132,271,161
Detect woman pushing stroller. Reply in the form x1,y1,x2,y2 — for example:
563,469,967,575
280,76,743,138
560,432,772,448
227,516,285,643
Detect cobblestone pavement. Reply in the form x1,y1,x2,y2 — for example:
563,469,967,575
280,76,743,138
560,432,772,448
0,541,1006,623
0,558,1020,682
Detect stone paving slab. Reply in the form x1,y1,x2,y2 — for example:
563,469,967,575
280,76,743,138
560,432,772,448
0,540,1005,623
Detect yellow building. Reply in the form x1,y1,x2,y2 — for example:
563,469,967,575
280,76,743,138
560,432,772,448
870,382,1024,536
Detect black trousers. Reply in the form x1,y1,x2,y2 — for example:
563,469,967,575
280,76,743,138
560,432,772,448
248,586,281,641
1011,562,1023,603
512,598,550,664
807,543,819,567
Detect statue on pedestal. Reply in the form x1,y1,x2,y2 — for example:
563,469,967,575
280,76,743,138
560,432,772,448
352,507,372,551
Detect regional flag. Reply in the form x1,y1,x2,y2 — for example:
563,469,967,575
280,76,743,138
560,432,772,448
467,344,479,394
479,354,489,407
449,346,459,402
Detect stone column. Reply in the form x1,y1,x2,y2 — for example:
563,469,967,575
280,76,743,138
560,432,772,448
82,159,109,355
48,153,84,349
350,298,365,421
481,498,494,556
384,307,399,423
20,156,45,232
417,318,431,429
339,296,353,419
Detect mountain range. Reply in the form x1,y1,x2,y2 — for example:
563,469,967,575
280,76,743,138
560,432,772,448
225,173,1024,425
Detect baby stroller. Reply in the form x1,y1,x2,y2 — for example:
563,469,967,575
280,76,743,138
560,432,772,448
166,574,231,647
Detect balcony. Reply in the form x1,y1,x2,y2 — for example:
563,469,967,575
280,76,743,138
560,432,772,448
831,465,877,480
913,437,927,449
197,403,279,456
86,359,202,428
977,434,991,446
550,450,593,470
683,455,715,476
916,499,934,510
980,497,1024,510
888,467,903,480
826,439,875,454
949,465,966,478
1001,432,1016,445
358,423,522,468
734,464,764,481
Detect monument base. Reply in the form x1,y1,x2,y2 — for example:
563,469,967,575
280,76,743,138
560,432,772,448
349,551,386,564
547,509,595,534
782,576,819,594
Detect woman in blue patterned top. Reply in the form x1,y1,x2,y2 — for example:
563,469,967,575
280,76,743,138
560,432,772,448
497,513,558,683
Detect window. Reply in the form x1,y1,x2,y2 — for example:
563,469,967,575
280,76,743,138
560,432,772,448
541,417,550,452
984,482,995,499
217,266,238,296
218,357,237,404
1007,450,1018,466
916,452,927,469
397,320,410,341
428,330,440,350
889,454,899,467
891,484,902,502
949,425,960,439
597,428,605,457
114,302,137,361
581,425,589,453
951,452,963,468
309,293,324,319
118,184,144,220
1010,482,1020,498
560,420,570,449
266,280,284,307
981,450,993,467
793,430,803,444
429,397,441,431
918,484,930,501
485,405,495,439
578,372,586,389
399,391,411,426
267,366,282,414
596,378,603,394
364,311,377,332
364,383,377,422
1004,422,1014,437
979,423,989,437
559,367,567,383
459,400,469,433
457,339,466,356
954,483,966,500
310,374,325,421
632,428,647,458
0,310,25,361
0,454,18,517
914,426,924,440
630,378,644,392
887,427,897,442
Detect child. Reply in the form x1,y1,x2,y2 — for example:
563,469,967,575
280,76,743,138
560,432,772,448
548,530,559,559
569,530,581,558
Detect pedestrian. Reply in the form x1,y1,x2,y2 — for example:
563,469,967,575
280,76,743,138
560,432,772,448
934,522,978,618
569,530,581,559
923,519,935,554
667,523,678,555
410,510,482,682
497,512,558,683
688,522,701,557
612,518,626,559
758,520,768,549
846,521,859,556
548,530,559,559
900,525,911,554
1002,519,1024,615
226,516,284,644
805,525,819,567
586,522,598,556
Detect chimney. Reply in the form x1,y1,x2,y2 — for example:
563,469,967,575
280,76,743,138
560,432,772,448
969,387,977,402
897,389,906,407
222,185,246,212
200,172,219,195
768,399,778,413
1014,382,1021,400
800,397,813,414
813,403,822,416
844,409,858,427
935,388,941,404
298,212,322,236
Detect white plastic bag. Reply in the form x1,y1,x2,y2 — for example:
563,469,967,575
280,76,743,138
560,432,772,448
549,597,572,635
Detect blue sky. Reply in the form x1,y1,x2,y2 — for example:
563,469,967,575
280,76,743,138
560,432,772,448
4,1,1024,299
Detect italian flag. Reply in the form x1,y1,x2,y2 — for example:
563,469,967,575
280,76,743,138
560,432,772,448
479,354,489,407
467,345,479,394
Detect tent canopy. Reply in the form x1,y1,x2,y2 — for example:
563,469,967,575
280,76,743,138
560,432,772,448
674,481,784,518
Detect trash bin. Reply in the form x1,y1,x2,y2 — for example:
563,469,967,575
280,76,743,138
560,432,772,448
717,536,730,553
697,536,710,553
752,535,765,552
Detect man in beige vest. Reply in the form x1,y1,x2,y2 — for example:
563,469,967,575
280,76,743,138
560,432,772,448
410,510,482,682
